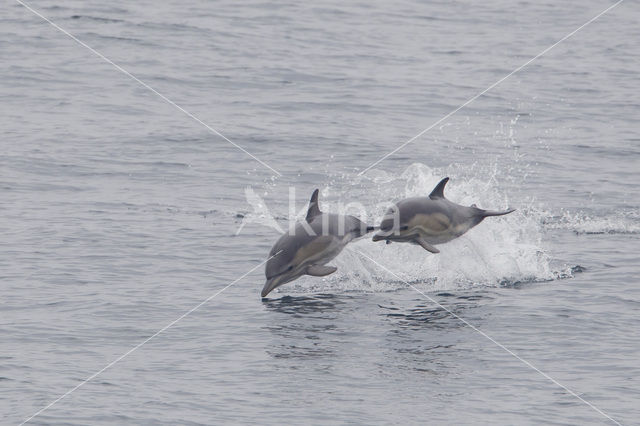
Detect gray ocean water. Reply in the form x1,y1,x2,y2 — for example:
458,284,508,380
2,0,639,424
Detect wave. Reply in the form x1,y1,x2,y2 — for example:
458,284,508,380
69,15,124,23
543,210,640,235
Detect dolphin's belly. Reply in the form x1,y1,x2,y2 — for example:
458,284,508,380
294,234,352,268
385,213,472,245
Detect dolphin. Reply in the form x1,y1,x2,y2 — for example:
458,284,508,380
262,189,373,298
372,177,515,252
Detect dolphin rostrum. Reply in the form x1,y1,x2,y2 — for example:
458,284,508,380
262,189,373,297
372,177,515,253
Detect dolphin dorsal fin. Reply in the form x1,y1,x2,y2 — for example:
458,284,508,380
429,177,450,199
306,189,321,221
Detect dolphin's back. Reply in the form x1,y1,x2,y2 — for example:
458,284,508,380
313,213,367,236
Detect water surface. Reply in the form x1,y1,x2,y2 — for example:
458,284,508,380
1,0,639,424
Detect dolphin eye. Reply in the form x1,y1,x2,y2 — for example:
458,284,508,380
287,266,293,271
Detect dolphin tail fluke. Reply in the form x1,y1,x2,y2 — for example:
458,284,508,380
479,208,516,217
372,230,395,242
372,233,385,242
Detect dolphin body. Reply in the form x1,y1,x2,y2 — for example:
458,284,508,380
372,177,515,253
262,189,373,298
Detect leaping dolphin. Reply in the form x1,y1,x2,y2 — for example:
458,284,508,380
372,177,515,252
262,189,373,297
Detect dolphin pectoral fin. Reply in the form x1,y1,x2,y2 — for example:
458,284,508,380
306,265,337,277
415,237,440,253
